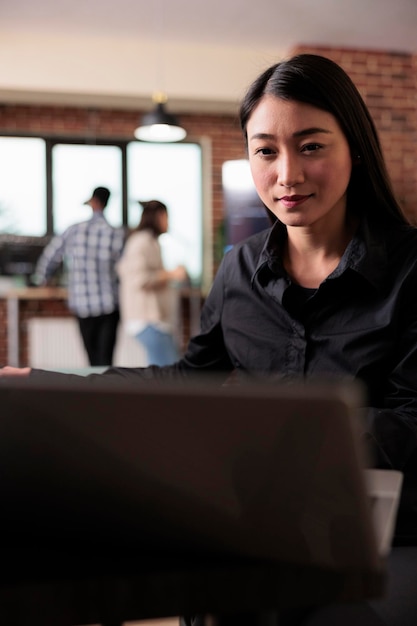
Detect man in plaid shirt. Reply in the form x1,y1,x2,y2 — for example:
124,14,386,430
35,187,126,366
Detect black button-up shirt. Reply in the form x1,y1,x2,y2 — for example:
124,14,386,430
186,219,417,410
176,217,417,543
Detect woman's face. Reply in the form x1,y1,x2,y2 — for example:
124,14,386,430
157,210,168,234
246,95,353,229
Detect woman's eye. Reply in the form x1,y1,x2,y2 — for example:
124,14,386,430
255,147,274,156
301,143,322,153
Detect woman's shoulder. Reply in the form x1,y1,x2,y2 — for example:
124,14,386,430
125,229,156,249
372,222,417,276
385,223,417,251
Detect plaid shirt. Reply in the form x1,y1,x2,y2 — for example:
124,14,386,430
35,212,126,318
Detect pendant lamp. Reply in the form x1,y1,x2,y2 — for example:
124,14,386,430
134,92,187,143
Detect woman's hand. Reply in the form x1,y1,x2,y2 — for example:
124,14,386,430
170,265,188,283
0,366,32,377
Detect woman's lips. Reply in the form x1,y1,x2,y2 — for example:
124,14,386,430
279,194,312,209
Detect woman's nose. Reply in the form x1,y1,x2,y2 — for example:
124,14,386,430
277,154,304,188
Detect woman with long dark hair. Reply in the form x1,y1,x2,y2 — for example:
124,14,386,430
117,200,187,366
3,54,417,624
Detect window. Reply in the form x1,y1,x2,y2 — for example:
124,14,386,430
52,143,123,232
0,137,46,236
0,136,205,285
127,142,203,284
222,159,271,247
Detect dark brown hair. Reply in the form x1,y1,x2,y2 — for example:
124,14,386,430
239,53,407,225
135,200,168,237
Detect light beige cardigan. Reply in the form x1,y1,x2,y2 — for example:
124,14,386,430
116,230,177,333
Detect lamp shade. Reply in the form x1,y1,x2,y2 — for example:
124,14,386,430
134,102,187,142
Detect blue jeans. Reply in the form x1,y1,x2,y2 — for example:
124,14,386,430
135,324,179,366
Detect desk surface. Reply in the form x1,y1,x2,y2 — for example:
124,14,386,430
2,286,68,300
0,543,385,626
1,286,204,300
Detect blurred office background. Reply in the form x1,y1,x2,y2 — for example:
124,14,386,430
0,0,416,368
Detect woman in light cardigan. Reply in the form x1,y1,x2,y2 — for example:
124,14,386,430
117,200,188,366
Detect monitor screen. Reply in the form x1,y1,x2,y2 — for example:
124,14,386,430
0,235,51,284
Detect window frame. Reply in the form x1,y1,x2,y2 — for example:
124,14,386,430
0,132,211,288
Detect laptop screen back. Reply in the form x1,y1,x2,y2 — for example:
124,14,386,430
0,376,384,573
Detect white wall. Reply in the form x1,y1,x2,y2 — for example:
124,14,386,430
0,30,282,113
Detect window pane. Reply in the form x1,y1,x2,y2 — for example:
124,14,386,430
127,142,203,285
0,137,46,236
52,144,123,233
222,159,270,247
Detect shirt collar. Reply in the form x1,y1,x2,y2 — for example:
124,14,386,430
252,216,388,291
91,211,107,221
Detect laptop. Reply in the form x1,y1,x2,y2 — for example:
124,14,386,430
0,375,401,578
365,468,403,556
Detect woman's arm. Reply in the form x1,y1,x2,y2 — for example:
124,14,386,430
0,367,31,377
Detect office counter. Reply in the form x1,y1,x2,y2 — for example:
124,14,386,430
0,287,69,367
0,286,203,368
